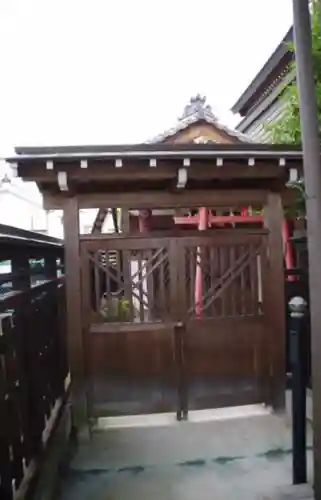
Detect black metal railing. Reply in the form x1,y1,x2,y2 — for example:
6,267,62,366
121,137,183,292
0,225,68,500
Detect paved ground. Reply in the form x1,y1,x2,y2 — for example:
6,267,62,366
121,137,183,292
59,407,314,500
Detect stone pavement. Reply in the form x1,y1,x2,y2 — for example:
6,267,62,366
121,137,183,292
262,484,314,500
59,407,314,500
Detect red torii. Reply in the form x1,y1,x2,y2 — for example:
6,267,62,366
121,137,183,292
174,208,295,316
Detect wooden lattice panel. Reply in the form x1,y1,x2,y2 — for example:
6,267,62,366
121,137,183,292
183,241,265,319
83,244,173,323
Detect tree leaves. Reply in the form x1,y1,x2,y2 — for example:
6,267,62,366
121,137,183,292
264,2,321,218
266,1,321,146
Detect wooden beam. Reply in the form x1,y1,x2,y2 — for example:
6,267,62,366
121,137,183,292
44,189,269,210
44,186,298,211
19,161,292,189
264,192,286,410
80,229,268,251
111,208,119,233
91,208,109,234
79,189,269,209
174,215,264,225
19,162,177,183
121,209,130,232
63,198,88,430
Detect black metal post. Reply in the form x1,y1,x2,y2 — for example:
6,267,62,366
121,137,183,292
289,296,308,484
292,1,321,495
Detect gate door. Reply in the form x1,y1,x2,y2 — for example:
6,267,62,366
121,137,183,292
81,236,180,418
176,230,270,414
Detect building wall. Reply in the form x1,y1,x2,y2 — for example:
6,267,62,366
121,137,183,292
0,173,115,238
234,70,295,142
238,99,285,142
0,178,64,238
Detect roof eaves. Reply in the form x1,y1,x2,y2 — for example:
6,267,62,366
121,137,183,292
7,143,303,162
231,26,293,115
146,115,200,144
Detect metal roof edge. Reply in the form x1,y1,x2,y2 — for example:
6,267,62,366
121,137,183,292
6,143,303,162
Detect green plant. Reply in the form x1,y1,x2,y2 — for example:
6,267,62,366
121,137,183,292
265,1,321,145
118,298,130,319
100,295,131,322
284,181,306,218
264,2,321,218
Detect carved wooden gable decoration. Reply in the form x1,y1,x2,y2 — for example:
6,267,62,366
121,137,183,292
147,95,250,145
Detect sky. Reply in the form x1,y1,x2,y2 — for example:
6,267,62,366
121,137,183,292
0,0,293,156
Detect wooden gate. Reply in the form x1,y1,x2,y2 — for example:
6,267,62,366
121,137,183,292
175,231,270,417
80,229,273,419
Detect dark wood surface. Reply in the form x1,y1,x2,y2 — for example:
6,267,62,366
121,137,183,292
0,150,303,490
86,317,270,417
63,198,86,427
185,318,268,410
81,229,276,417
264,192,287,408
0,231,67,500
87,323,177,417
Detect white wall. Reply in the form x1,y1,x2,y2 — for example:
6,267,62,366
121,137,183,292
48,210,64,239
0,178,63,238
79,209,115,234
0,161,114,238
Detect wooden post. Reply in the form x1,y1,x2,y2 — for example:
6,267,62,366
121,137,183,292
63,198,87,429
264,192,286,410
44,252,58,281
121,208,130,233
119,209,133,317
11,252,30,291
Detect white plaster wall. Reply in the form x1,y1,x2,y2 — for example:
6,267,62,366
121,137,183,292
0,181,63,238
0,190,42,229
79,209,115,235
48,210,64,239
0,161,114,239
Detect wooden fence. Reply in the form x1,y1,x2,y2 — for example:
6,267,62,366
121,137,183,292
0,224,312,498
0,225,67,500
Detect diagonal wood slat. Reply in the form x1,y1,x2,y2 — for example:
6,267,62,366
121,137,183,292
200,248,260,315
87,245,171,320
188,245,255,314
91,208,109,234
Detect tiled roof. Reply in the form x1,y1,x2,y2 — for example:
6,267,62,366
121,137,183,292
147,95,252,144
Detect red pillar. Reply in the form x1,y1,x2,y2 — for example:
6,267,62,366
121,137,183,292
138,209,152,233
282,219,295,281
